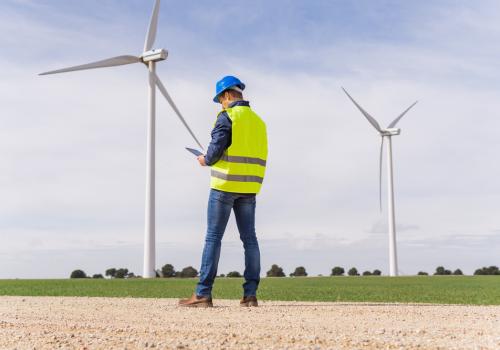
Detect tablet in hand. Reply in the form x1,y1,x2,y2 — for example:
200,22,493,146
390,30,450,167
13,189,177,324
185,147,203,157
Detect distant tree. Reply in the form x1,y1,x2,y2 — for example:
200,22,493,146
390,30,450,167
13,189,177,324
227,271,242,278
290,266,308,277
453,269,463,275
177,266,198,278
362,271,372,276
92,274,104,279
348,267,359,276
219,274,226,278
161,264,176,278
372,269,382,276
474,266,500,275
115,268,129,279
417,271,429,276
330,267,345,276
266,264,285,277
70,270,87,279
434,266,452,275
317,274,323,277
126,272,136,278
434,266,445,275
105,268,117,278
488,266,500,275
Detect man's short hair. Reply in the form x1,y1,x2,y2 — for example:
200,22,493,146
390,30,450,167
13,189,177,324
226,88,243,99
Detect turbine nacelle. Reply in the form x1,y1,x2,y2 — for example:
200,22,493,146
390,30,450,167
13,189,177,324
381,128,401,136
141,48,168,63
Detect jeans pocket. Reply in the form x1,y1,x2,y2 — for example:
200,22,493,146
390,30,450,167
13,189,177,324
211,189,234,205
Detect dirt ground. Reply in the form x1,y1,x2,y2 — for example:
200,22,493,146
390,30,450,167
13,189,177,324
0,296,499,349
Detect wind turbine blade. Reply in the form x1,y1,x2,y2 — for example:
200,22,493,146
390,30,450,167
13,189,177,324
379,136,384,212
342,87,382,132
153,73,204,150
144,0,161,52
388,101,418,128
39,55,141,75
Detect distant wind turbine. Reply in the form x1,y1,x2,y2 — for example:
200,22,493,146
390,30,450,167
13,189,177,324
342,88,417,277
39,0,204,278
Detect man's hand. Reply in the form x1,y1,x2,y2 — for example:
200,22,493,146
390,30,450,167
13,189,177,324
197,155,207,166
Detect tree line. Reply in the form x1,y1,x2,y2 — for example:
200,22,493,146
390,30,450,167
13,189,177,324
70,264,500,278
70,265,200,279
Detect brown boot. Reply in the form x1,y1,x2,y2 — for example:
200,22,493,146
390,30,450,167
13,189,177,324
240,296,258,307
178,294,213,308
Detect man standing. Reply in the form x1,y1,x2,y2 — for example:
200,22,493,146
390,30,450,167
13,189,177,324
179,76,268,308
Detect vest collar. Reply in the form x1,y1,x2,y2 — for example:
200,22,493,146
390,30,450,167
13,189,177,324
228,100,250,108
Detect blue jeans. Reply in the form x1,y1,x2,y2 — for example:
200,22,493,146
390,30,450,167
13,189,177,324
196,189,260,297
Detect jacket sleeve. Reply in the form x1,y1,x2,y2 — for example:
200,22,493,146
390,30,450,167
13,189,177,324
204,112,232,166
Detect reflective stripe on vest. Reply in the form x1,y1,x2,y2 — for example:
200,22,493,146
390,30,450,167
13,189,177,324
211,170,264,184
219,154,267,167
210,105,267,194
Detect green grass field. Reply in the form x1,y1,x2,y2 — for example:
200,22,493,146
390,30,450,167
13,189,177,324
1,276,499,305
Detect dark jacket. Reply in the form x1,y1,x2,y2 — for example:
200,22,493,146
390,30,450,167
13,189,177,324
204,100,250,166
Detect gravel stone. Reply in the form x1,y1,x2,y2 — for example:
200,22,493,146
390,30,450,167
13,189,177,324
0,296,498,349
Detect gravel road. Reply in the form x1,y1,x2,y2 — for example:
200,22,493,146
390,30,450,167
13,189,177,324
0,296,498,349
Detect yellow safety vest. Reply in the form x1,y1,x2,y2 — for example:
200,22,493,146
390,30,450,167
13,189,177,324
210,105,268,194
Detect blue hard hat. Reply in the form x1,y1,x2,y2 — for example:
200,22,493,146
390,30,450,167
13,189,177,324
213,75,245,103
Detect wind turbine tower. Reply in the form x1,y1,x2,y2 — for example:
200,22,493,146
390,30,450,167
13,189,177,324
342,88,417,276
39,0,203,278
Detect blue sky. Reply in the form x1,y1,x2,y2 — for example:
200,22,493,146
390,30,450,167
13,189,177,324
0,0,499,278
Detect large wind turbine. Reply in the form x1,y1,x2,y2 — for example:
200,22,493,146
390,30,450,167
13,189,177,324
39,0,204,278
342,88,417,276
